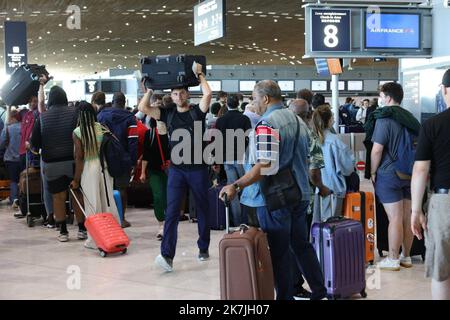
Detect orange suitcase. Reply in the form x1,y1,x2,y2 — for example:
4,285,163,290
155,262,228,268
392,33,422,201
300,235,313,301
70,189,130,258
342,192,375,265
0,180,11,200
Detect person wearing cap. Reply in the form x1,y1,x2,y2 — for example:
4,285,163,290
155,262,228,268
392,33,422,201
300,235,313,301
411,69,450,300
97,92,138,228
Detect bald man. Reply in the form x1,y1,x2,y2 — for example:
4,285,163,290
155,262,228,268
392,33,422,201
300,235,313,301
289,99,311,127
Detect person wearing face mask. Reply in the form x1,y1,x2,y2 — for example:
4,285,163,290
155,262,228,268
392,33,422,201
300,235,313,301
363,82,421,271
363,84,419,180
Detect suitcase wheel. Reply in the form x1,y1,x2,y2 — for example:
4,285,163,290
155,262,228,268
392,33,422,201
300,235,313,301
30,73,40,81
26,214,35,228
360,290,367,298
99,249,107,258
122,248,128,255
176,55,185,63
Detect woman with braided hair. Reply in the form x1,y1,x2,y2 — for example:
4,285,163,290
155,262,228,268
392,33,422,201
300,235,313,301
71,101,119,250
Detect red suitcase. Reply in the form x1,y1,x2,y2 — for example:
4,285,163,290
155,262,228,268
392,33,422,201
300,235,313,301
70,188,130,258
219,195,274,300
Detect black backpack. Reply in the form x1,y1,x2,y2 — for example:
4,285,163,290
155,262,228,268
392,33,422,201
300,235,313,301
99,130,132,178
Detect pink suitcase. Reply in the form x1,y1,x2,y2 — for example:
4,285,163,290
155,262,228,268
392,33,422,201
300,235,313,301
71,189,130,257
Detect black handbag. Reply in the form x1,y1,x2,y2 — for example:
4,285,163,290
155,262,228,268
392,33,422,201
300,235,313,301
259,116,302,212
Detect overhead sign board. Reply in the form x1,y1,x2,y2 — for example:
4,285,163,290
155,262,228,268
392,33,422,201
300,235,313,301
304,5,432,58
85,80,100,94
4,21,28,75
311,9,351,52
194,0,226,46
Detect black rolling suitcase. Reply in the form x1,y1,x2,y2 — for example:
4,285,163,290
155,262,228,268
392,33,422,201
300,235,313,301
141,54,206,90
376,195,426,260
126,181,153,208
0,64,49,106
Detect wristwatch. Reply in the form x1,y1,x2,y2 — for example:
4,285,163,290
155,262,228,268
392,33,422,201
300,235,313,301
233,183,241,193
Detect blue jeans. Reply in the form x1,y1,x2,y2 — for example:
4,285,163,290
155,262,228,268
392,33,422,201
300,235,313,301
161,166,210,259
40,159,53,216
224,163,247,227
5,161,21,204
257,201,326,300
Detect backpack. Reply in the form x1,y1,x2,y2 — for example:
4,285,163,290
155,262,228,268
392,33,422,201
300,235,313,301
99,129,132,178
166,107,199,138
393,127,417,180
345,170,360,193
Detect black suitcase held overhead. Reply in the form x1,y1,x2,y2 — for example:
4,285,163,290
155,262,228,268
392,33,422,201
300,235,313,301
0,64,50,106
141,54,206,90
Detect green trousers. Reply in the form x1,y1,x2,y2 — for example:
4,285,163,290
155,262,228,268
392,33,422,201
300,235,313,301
149,170,168,222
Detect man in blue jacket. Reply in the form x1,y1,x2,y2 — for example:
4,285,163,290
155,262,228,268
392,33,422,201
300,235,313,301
97,92,138,228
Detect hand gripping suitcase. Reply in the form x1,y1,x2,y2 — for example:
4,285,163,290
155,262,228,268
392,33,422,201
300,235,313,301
141,54,206,90
311,216,367,300
343,192,375,265
70,188,130,258
208,184,226,230
219,195,274,300
0,64,50,106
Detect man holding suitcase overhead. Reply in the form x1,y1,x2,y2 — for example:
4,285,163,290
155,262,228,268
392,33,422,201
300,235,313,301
138,61,212,272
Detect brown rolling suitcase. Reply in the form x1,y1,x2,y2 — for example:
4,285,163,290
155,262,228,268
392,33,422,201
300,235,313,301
219,195,274,300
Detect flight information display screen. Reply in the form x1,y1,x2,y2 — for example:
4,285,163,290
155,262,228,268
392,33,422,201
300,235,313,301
365,13,420,49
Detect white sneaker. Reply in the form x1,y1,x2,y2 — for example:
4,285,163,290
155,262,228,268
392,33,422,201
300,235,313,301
84,239,97,250
400,254,413,268
57,233,69,242
378,257,401,271
155,254,173,272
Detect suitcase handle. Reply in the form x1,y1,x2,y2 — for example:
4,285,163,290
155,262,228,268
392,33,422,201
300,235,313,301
326,216,346,223
222,194,244,234
69,187,95,218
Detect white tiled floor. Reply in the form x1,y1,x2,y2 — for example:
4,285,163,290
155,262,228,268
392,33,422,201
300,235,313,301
0,187,432,300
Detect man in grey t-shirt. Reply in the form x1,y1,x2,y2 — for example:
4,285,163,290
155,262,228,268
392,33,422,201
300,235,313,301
372,118,404,175
371,82,415,272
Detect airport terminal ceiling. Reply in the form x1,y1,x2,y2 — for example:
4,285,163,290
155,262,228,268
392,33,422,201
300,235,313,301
0,0,397,77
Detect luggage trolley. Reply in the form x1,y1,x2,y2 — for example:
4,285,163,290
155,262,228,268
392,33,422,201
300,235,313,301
22,151,47,227
22,151,75,227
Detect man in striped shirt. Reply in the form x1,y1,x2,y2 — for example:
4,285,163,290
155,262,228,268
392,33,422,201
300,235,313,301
97,92,138,228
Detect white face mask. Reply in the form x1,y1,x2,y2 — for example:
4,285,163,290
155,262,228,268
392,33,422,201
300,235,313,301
378,97,385,108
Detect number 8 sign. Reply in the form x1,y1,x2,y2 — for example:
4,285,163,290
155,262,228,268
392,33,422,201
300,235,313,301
311,9,351,52
324,25,339,48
